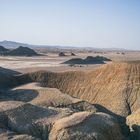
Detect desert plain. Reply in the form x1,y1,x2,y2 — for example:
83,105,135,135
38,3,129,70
0,48,140,140
0,51,140,73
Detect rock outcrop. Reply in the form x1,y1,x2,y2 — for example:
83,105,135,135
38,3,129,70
0,46,9,55
0,67,19,89
8,46,39,56
0,102,73,139
127,108,140,140
59,52,66,56
0,128,40,140
63,56,111,65
71,52,76,56
49,112,124,140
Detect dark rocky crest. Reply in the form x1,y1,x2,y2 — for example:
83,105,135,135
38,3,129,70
59,52,66,56
8,46,39,56
0,46,9,55
71,52,76,56
63,56,111,65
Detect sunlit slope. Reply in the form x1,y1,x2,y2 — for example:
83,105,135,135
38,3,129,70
17,61,140,117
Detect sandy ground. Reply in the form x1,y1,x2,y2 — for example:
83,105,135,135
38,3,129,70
0,51,140,73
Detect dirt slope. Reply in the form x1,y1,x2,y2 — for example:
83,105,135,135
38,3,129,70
1,62,140,139
12,83,80,107
11,83,98,113
17,61,140,117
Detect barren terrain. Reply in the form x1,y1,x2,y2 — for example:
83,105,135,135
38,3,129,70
0,51,140,73
0,50,140,140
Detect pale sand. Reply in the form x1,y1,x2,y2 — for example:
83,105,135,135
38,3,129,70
0,51,140,73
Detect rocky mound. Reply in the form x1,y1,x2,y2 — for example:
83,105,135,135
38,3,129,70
0,128,40,140
8,46,39,56
71,52,76,56
0,100,125,139
0,46,9,55
126,108,140,139
0,102,73,139
0,67,20,76
0,101,24,112
0,67,19,89
63,56,111,65
0,98,124,140
59,52,66,56
95,55,112,61
49,112,124,140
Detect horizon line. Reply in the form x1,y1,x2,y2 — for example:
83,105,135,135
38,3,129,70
0,40,139,51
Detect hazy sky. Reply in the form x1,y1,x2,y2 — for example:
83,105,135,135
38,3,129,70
0,0,140,49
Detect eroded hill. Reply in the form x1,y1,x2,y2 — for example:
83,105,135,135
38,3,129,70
8,46,39,56
17,61,140,117
63,56,111,65
0,61,140,139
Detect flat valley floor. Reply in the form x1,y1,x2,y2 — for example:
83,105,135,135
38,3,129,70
0,51,140,73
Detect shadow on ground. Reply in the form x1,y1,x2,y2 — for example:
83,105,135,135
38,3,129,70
94,104,131,139
0,89,39,102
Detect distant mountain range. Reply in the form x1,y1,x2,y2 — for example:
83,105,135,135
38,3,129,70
0,40,74,49
0,40,29,48
0,40,130,51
